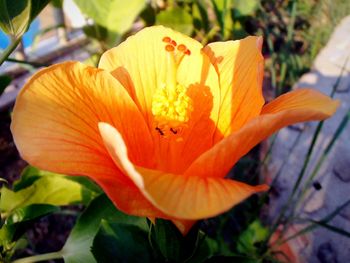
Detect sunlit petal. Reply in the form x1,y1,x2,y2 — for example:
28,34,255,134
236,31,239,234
11,61,161,217
185,89,339,178
99,122,267,220
203,36,264,140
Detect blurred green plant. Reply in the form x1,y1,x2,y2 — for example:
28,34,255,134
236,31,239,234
0,0,50,65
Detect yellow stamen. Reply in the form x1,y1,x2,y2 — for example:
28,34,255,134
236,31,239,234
152,36,193,137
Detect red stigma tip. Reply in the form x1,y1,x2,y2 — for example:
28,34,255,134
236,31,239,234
177,44,186,51
185,49,191,55
162,36,171,43
171,40,177,46
165,45,175,52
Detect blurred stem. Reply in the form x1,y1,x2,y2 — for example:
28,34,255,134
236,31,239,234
12,251,62,263
0,37,22,66
5,58,49,68
269,56,348,241
287,0,297,43
167,0,175,8
269,130,303,189
277,0,297,95
220,0,228,39
297,109,350,205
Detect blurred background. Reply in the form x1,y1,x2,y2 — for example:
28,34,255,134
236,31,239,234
1,0,350,262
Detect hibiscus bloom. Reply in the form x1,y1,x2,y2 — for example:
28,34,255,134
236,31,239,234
11,26,338,234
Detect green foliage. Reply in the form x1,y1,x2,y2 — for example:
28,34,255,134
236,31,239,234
210,0,234,39
0,166,101,262
60,194,147,263
150,219,200,261
0,172,91,213
233,0,259,17
0,75,12,96
237,220,269,256
92,221,152,263
0,0,49,65
156,6,193,35
0,0,49,38
0,0,31,38
73,0,145,45
0,204,59,262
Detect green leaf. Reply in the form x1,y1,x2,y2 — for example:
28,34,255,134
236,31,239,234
151,219,200,262
13,166,54,191
0,0,49,38
51,0,63,8
192,0,209,32
0,0,30,37
237,219,269,255
188,234,219,263
92,221,153,263
139,3,156,26
61,194,147,263
1,174,84,213
156,7,193,35
152,219,183,261
210,0,234,39
0,75,11,96
73,0,145,36
6,204,59,225
233,0,259,17
29,0,50,22
0,204,58,260
11,165,100,205
0,224,15,246
82,24,108,41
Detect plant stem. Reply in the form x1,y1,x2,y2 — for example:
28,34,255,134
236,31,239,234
298,109,350,204
12,251,62,263
0,37,21,66
5,58,49,68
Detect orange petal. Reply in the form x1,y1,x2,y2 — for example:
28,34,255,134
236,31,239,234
11,62,162,219
93,175,169,219
99,122,268,220
11,61,163,217
11,61,154,173
171,219,196,236
185,89,339,178
203,36,265,140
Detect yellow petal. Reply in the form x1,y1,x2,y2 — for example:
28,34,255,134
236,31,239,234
98,122,268,220
203,36,265,140
185,89,339,179
99,26,221,173
99,26,217,123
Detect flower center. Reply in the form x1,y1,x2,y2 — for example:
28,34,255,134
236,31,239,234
151,36,193,137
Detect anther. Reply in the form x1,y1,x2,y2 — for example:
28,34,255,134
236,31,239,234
162,36,171,43
185,49,191,56
177,44,186,52
170,40,177,46
165,45,175,52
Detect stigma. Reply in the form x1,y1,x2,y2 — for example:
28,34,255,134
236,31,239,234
151,36,193,137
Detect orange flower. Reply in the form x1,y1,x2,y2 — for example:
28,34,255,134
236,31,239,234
11,26,338,234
